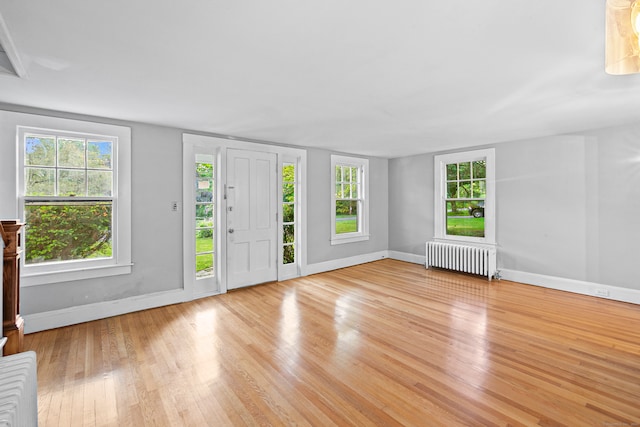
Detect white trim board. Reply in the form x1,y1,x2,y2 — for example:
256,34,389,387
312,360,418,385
388,251,425,265
303,251,388,276
500,269,640,305
23,289,192,333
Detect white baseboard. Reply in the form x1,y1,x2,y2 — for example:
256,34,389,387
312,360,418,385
388,251,426,265
23,288,189,334
500,269,640,305
30,254,639,334
303,251,389,276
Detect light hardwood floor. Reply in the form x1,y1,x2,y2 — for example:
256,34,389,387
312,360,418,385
25,259,640,426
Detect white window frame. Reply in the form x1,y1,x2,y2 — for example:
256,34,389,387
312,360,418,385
331,154,369,245
434,148,495,245
17,118,132,286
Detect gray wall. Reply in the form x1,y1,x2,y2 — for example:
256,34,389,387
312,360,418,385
0,104,389,315
388,153,434,255
389,126,640,291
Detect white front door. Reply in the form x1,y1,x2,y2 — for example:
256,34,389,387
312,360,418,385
226,149,278,289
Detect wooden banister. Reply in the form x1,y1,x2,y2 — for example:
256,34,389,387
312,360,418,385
1,220,24,355
0,222,7,247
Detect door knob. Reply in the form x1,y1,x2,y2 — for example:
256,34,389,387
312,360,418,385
228,229,234,234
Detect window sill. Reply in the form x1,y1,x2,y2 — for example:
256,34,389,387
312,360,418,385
433,236,496,247
22,263,133,287
331,234,370,245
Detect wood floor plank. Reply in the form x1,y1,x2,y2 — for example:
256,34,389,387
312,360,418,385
25,259,640,426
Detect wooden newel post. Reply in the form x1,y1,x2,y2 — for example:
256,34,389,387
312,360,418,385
2,220,25,356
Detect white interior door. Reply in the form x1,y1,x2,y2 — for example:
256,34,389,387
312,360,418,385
226,149,277,289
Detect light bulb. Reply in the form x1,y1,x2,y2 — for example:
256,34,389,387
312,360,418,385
632,1,640,36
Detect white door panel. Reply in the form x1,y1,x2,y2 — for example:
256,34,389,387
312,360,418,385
227,149,277,289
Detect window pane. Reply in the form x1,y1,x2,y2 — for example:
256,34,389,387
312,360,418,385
88,170,112,196
196,162,213,179
196,254,214,278
196,189,213,203
459,162,471,180
24,201,112,264
458,180,471,198
283,163,295,182
87,141,112,169
283,245,295,264
283,182,295,202
447,182,458,199
343,183,351,198
57,138,85,168
335,200,358,234
25,167,55,196
58,169,86,196
283,203,294,222
195,230,214,252
446,163,457,181
472,160,486,179
25,135,55,166
283,224,295,244
446,200,484,237
472,180,486,198
196,204,213,227
351,166,358,182
351,184,358,199
335,166,341,183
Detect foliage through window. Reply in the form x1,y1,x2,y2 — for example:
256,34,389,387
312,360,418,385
282,163,295,264
195,157,215,278
23,132,115,264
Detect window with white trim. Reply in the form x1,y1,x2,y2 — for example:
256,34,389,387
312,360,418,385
195,154,215,279
434,148,495,244
282,162,296,264
18,122,131,285
331,155,369,245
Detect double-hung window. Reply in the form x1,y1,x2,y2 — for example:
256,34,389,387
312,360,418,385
18,120,131,286
331,155,369,245
434,148,495,244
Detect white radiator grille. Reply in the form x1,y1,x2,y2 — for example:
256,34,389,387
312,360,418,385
0,351,38,426
426,241,497,280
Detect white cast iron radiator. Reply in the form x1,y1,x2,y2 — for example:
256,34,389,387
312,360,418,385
426,241,497,280
0,351,38,426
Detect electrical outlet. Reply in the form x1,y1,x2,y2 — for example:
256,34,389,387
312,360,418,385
171,201,180,212
595,289,609,297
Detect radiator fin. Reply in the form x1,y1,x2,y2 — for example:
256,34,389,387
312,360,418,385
426,242,496,280
0,351,38,426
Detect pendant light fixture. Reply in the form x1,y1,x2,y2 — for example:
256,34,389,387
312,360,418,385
606,0,640,74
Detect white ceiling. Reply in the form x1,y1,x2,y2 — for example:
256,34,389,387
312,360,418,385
0,1,639,158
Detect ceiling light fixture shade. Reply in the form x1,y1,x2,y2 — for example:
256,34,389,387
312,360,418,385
606,0,640,74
